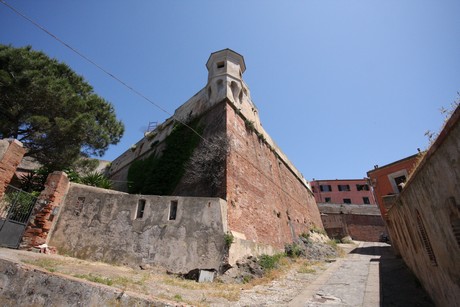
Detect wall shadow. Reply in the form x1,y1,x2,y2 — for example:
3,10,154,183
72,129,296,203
350,244,434,307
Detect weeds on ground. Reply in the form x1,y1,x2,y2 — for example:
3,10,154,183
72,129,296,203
297,261,316,274
23,258,63,272
73,273,113,286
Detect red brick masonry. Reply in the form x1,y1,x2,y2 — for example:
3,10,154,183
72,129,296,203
21,172,70,249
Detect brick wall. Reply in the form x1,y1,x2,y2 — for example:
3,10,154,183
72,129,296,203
321,213,385,241
0,139,26,196
226,103,323,249
21,171,70,249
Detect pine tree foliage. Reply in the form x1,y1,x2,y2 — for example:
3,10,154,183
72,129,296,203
0,44,124,170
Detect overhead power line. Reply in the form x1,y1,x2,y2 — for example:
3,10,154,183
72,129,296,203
0,0,204,142
1,0,315,212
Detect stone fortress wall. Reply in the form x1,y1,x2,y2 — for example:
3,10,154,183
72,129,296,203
107,49,323,252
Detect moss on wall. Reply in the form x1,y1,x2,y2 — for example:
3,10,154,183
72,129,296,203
127,120,203,195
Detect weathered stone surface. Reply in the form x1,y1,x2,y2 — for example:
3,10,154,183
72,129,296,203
0,258,169,306
49,183,228,274
386,106,460,307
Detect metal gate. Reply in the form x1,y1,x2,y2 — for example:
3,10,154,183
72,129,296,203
0,185,37,248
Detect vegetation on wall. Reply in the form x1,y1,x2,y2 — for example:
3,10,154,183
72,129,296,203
127,120,203,195
184,133,229,194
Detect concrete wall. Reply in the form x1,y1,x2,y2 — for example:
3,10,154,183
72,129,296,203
49,183,228,274
385,106,460,307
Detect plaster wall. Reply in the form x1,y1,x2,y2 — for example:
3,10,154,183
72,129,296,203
386,107,460,307
49,183,228,274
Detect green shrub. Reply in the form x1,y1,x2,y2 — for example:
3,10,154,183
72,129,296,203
285,243,303,258
127,120,203,195
258,253,284,271
224,232,234,248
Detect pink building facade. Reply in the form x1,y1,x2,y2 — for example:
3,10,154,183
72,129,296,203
310,179,376,205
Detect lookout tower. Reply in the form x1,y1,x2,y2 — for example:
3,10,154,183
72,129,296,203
206,48,246,82
205,49,252,108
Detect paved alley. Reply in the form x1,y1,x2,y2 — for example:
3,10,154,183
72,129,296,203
288,242,433,307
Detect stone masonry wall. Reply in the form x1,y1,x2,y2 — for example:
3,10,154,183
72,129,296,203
0,139,26,196
386,106,460,307
49,183,228,274
226,103,323,249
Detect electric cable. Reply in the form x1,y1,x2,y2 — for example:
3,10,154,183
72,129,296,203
1,0,315,212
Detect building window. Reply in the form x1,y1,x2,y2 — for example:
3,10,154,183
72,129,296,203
325,197,331,203
363,197,370,204
136,199,146,219
356,184,369,191
388,170,409,193
320,185,332,192
338,185,350,192
343,198,351,204
217,61,225,69
416,210,437,266
394,175,407,192
169,200,178,220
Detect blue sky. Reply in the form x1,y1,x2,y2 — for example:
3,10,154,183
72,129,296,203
2,1,459,180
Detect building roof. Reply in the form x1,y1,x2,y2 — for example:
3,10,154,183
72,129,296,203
206,48,246,73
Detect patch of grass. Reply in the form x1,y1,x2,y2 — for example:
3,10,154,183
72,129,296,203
73,273,113,286
224,232,234,248
242,275,253,284
297,262,316,274
209,290,240,302
327,239,340,248
23,258,62,272
285,243,303,258
258,253,284,271
173,294,183,301
310,227,327,236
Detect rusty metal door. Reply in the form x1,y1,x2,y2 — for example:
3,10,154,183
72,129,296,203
0,185,36,248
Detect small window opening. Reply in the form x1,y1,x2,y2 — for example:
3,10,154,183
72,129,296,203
363,197,370,204
416,210,437,266
338,185,351,192
343,198,352,204
325,197,331,203
394,175,407,192
320,185,332,192
217,61,225,69
136,199,146,219
169,200,178,220
356,184,370,191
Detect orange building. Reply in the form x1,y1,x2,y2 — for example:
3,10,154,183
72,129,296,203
367,154,419,217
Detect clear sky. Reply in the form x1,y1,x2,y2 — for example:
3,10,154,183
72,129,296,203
2,1,459,180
